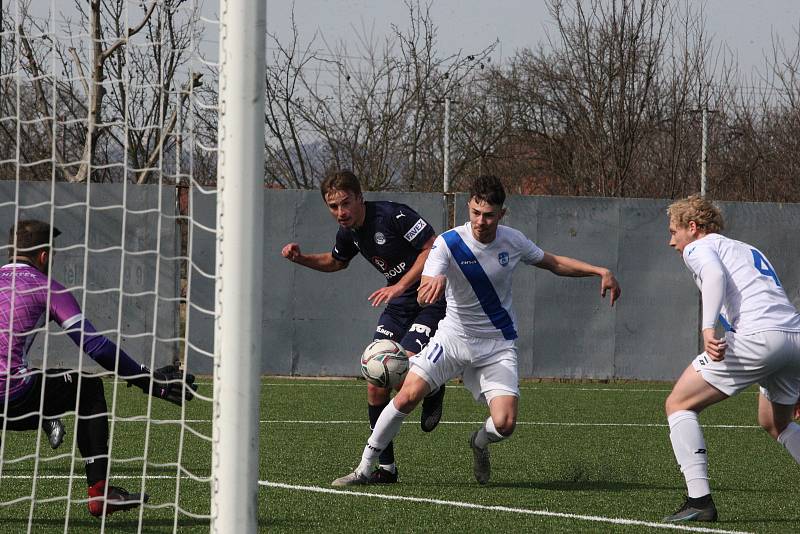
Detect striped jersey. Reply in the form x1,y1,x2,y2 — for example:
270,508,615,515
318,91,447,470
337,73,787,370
683,233,800,334
423,222,544,340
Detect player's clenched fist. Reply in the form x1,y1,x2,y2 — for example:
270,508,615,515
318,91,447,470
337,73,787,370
282,243,301,262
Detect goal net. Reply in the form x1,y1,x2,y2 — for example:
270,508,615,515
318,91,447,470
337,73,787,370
0,0,263,531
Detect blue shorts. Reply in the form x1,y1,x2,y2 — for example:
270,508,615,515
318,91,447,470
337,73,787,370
374,297,446,355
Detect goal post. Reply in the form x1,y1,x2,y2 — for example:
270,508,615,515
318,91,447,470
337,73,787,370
0,0,265,530
212,0,266,532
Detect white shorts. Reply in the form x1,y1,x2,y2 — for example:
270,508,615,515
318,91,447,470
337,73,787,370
691,330,800,405
410,323,519,404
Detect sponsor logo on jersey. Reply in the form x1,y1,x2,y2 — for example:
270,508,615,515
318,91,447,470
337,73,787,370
374,232,386,245
498,251,509,266
382,261,407,279
373,256,387,270
376,324,394,337
459,259,477,265
403,219,427,242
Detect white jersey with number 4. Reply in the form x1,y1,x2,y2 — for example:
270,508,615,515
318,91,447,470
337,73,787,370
423,222,544,340
683,233,800,335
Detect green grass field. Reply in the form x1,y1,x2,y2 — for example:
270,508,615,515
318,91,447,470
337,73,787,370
1,378,798,532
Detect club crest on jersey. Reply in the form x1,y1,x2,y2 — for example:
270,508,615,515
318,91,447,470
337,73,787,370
373,256,387,269
498,252,509,266
374,232,386,245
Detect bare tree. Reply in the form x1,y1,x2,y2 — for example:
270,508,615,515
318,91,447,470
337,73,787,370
14,0,202,184
259,0,494,191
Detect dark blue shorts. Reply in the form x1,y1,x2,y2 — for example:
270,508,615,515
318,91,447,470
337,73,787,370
374,298,446,355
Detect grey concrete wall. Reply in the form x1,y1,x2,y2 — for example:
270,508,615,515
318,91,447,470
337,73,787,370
0,183,179,372
188,189,800,381
187,189,447,374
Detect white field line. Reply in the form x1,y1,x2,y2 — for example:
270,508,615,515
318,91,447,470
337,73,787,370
262,481,753,534
0,475,757,533
169,419,760,429
194,382,762,396
194,382,678,392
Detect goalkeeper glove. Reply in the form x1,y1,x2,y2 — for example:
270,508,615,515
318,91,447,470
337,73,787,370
128,365,197,406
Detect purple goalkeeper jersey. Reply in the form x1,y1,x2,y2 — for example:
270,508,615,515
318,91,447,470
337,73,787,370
0,263,83,401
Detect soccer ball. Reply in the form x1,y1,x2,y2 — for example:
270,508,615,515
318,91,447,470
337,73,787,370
360,339,409,389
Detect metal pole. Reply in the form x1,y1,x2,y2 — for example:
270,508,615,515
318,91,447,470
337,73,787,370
212,0,265,531
701,106,707,197
443,96,450,193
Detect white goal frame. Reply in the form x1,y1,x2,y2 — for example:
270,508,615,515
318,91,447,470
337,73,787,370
212,0,265,532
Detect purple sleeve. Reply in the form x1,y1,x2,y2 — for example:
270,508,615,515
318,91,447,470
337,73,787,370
65,319,144,378
47,279,85,328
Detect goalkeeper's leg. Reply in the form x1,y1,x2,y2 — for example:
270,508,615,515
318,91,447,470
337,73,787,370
41,371,149,517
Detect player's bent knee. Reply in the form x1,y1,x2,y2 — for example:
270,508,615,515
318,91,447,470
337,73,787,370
492,415,516,437
758,414,789,440
393,389,421,413
664,393,687,416
393,376,428,413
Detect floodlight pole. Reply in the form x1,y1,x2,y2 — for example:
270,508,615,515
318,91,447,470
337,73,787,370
443,96,450,193
701,106,708,198
212,0,265,532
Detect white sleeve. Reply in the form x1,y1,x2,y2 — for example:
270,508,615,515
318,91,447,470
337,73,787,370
422,234,451,277
684,243,726,330
521,237,545,265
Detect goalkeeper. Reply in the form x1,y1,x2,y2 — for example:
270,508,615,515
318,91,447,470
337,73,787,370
0,220,197,517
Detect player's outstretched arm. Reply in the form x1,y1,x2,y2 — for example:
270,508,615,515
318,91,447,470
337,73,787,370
535,252,621,306
63,319,197,406
281,243,347,272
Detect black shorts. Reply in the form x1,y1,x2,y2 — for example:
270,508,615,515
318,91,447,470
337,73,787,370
3,369,104,429
374,298,446,355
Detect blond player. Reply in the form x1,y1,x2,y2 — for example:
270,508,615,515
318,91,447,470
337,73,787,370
663,195,800,522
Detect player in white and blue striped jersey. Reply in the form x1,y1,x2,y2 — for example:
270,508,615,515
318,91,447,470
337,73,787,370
663,195,800,523
332,175,621,487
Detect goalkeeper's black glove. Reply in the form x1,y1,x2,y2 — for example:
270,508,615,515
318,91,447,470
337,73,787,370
128,365,197,406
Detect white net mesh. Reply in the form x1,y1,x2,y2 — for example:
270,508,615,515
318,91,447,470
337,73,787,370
0,1,221,530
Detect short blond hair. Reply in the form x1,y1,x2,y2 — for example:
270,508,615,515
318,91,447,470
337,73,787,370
667,195,724,233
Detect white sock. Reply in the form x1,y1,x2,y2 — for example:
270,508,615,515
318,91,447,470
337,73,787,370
378,463,397,474
473,416,504,449
668,410,711,498
357,399,407,475
777,422,800,463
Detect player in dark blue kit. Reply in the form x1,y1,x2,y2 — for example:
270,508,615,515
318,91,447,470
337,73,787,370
281,170,447,483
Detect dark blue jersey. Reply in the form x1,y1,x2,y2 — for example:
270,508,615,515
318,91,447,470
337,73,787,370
332,201,436,299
